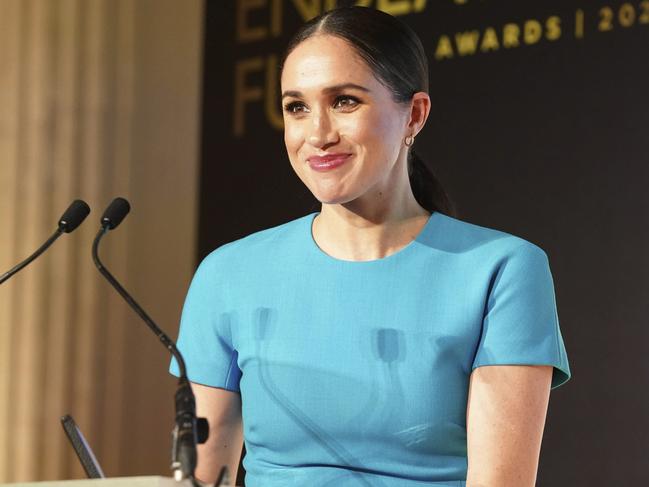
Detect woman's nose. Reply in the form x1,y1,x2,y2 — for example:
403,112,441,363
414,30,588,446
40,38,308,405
307,110,338,148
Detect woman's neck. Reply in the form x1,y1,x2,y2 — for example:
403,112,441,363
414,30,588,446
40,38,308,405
313,192,431,262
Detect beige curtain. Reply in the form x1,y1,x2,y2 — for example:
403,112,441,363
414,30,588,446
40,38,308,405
0,0,203,481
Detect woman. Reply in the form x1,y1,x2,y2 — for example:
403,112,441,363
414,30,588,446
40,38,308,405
171,6,570,487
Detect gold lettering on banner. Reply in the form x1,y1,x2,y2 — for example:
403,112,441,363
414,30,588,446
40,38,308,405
377,0,414,16
435,36,454,60
575,9,584,39
234,57,264,136
265,54,284,130
641,1,649,23
354,0,428,15
434,15,563,60
546,16,561,40
599,7,614,31
524,19,542,44
413,0,427,12
455,30,480,56
598,2,649,31
237,0,268,43
503,23,521,47
619,3,636,27
480,27,499,51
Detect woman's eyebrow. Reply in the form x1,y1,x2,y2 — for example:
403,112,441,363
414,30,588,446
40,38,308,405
281,83,371,100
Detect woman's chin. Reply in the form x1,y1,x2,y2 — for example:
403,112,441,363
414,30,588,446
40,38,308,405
314,193,354,206
307,177,370,206
309,185,347,205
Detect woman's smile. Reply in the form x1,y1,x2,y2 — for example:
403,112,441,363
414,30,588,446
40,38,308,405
307,153,353,172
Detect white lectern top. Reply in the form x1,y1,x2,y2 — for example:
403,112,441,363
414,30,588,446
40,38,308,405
0,476,238,487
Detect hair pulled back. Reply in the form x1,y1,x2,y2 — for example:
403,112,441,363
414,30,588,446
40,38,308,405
281,6,456,217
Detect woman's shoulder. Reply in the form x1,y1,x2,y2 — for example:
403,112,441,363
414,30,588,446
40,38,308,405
199,212,315,268
425,211,549,260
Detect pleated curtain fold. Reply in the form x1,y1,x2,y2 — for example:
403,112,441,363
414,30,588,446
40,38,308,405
0,0,202,481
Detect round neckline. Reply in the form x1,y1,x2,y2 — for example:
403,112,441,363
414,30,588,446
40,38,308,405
307,211,438,264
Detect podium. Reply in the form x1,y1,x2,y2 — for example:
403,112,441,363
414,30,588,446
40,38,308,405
0,477,237,487
0,478,188,486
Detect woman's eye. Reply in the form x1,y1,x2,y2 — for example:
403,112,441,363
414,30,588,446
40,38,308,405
333,96,359,109
284,102,307,114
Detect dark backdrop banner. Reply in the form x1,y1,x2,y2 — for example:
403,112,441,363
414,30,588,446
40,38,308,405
198,1,649,485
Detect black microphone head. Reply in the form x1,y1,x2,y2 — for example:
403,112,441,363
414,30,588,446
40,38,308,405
58,199,91,233
101,197,131,230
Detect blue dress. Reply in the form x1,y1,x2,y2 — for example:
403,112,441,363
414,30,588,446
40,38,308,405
170,211,571,486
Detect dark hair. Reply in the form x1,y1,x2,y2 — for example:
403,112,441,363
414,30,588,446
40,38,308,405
281,6,456,217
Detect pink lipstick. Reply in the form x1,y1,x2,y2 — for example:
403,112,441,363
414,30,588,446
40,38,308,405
307,153,352,172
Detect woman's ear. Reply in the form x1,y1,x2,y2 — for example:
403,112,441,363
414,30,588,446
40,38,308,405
407,92,431,137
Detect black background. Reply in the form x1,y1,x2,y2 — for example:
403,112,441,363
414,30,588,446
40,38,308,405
200,1,649,484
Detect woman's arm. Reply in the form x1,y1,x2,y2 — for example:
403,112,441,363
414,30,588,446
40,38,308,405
466,365,553,487
192,382,244,484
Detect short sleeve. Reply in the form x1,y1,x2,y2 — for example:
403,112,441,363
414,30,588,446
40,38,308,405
471,242,571,389
169,252,242,392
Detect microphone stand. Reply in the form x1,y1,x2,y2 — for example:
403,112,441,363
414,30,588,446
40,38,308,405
1,199,91,285
0,229,63,284
92,223,209,484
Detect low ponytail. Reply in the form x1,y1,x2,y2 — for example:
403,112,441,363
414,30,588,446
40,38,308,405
408,150,457,217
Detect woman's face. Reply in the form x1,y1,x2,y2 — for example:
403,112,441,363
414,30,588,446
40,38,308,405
281,34,411,207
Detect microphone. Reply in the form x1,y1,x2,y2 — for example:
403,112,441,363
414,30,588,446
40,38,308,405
100,197,130,229
1,199,90,285
91,197,208,484
59,199,92,233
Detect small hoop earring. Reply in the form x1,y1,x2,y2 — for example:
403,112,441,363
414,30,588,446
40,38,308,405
404,135,415,147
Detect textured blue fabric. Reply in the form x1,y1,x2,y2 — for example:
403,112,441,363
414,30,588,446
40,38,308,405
170,211,570,486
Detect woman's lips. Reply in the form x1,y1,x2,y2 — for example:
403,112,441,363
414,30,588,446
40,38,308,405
307,154,352,172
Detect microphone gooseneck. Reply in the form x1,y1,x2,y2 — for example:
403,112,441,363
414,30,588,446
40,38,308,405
92,198,187,376
92,197,208,485
1,199,90,285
